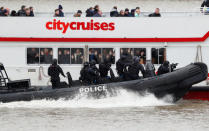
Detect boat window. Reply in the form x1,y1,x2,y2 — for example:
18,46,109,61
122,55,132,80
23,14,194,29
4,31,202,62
102,48,115,64
120,48,134,56
58,48,71,64
27,48,39,64
40,48,53,64
71,48,84,64
120,48,146,64
133,48,146,64
89,48,102,64
151,48,166,64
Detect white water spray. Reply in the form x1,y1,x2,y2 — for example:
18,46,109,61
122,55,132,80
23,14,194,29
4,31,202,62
0,89,173,109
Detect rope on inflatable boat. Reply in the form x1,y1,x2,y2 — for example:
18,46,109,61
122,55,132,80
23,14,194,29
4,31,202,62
38,66,51,85
195,45,209,85
195,45,203,63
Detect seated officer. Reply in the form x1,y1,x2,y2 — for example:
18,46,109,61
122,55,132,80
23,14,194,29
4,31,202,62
116,52,133,78
79,62,91,84
88,60,101,84
48,59,66,89
99,58,111,78
157,60,170,75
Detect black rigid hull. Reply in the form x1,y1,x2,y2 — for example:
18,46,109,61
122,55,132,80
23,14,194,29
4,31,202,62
0,62,208,103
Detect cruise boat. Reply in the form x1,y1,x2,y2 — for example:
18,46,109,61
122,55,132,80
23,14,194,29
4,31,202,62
0,8,209,101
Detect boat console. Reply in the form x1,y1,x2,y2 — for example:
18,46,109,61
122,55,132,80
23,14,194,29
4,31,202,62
0,63,31,91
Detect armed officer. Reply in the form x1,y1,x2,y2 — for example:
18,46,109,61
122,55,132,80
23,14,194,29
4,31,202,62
99,58,115,83
79,62,91,84
124,57,145,80
48,59,66,89
116,52,133,78
88,60,101,84
99,59,111,78
157,61,170,75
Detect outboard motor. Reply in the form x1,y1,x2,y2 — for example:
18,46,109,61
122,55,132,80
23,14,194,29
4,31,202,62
66,72,73,87
145,60,156,78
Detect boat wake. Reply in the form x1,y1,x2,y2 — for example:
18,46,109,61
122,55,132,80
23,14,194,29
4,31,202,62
0,88,173,109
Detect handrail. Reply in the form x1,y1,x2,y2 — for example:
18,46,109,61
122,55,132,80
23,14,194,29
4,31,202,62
0,7,208,17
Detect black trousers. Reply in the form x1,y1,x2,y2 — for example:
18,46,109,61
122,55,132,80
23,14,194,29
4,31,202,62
51,81,60,89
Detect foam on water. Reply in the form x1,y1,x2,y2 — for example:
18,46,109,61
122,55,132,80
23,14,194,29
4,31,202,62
0,89,173,109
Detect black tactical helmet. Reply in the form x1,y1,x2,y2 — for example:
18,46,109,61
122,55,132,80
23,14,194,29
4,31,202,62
163,60,169,66
52,59,58,65
90,60,96,66
83,62,89,67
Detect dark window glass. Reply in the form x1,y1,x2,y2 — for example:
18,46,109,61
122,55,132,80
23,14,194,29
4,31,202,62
102,48,115,64
58,48,71,64
152,48,166,64
134,48,146,64
27,48,39,64
120,48,133,57
159,48,166,64
71,48,84,64
89,48,102,64
120,48,146,64
40,48,53,64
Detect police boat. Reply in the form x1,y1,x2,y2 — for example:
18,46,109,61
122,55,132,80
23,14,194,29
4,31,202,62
0,62,208,103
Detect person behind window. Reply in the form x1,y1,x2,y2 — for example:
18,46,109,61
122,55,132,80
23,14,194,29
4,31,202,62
201,0,209,7
86,7,94,17
93,5,100,15
93,10,102,17
48,59,66,89
139,50,146,64
130,9,135,17
43,48,53,64
18,5,26,16
0,7,4,16
60,49,70,64
27,48,39,64
118,10,125,17
98,52,102,63
0,8,10,16
109,50,115,64
124,8,131,17
149,8,161,17
127,48,132,56
58,5,64,17
74,10,82,17
58,50,64,64
54,9,60,17
73,49,83,64
25,8,31,16
10,10,17,16
135,8,142,17
110,6,118,17
157,60,170,75
102,49,108,60
89,50,99,63
29,6,34,16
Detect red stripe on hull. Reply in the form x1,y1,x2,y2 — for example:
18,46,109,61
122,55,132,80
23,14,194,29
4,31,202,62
0,31,209,42
184,91,209,101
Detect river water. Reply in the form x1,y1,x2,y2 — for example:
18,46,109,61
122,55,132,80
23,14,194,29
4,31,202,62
0,90,209,131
